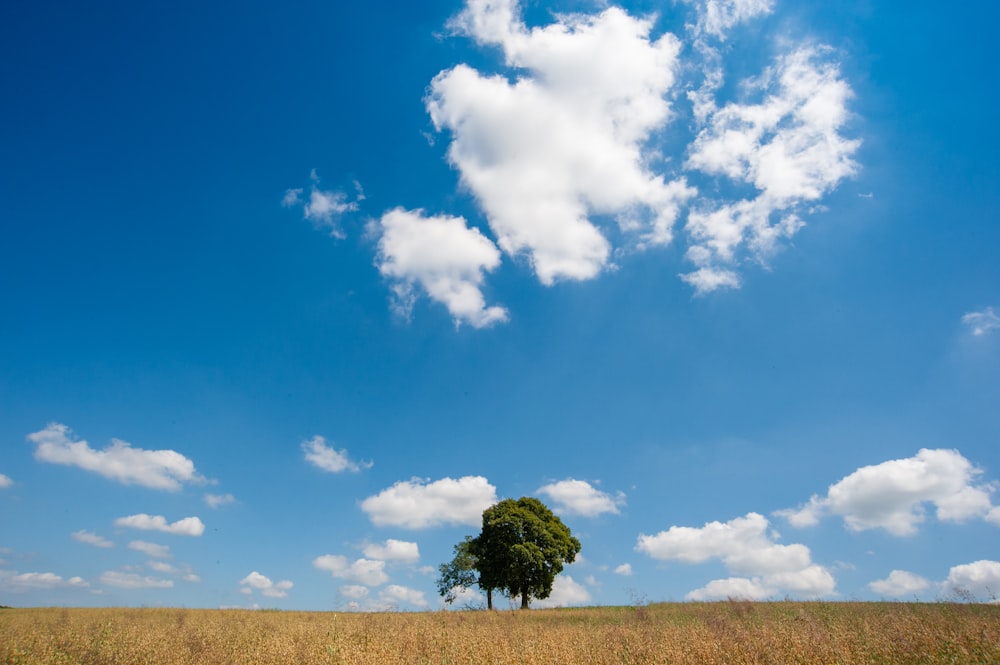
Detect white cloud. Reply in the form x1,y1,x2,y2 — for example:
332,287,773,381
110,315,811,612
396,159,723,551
532,575,591,608
28,423,204,492
0,570,90,592
962,307,1000,336
686,0,775,40
339,585,370,600
431,1,692,285
0,473,11,488
374,208,508,328
537,479,625,517
637,512,834,599
686,577,773,601
100,571,174,589
943,560,1000,603
72,530,113,548
240,571,293,599
301,435,372,474
869,570,930,598
313,555,389,587
147,561,178,574
614,563,633,576
204,493,236,509
682,46,859,290
360,475,497,529
379,584,428,608
283,170,363,239
362,539,420,562
776,449,997,536
128,540,171,559
115,514,206,537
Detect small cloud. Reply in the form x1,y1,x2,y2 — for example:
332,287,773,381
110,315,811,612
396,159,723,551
204,493,237,509
962,307,1000,336
362,539,420,562
0,473,12,488
302,436,372,474
28,423,205,491
128,540,171,559
360,476,498,529
115,514,206,537
614,563,633,576
869,570,930,598
378,584,428,608
283,170,363,239
240,571,293,599
0,570,90,592
72,530,113,548
537,479,625,517
100,571,173,589
313,555,389,587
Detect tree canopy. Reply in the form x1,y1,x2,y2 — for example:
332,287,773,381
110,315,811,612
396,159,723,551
437,497,581,609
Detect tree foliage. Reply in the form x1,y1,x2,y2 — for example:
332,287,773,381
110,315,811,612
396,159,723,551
438,497,581,609
436,536,479,606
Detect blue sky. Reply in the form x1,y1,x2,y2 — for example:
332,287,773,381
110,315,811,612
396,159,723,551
2,0,999,610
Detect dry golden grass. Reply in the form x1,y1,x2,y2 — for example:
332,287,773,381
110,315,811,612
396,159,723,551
2,601,998,664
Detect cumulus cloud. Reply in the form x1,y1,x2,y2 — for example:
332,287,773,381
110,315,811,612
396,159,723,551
115,514,206,537
27,423,204,491
301,436,372,473
100,571,173,589
636,512,835,600
240,571,293,599
360,475,497,529
339,584,370,601
283,169,363,239
537,479,625,517
432,0,692,285
128,540,171,559
776,448,997,536
869,570,930,598
0,570,89,592
614,563,633,576
72,530,113,548
682,46,859,289
685,0,775,39
204,493,236,509
379,584,429,608
532,575,592,608
374,208,508,328
963,307,1000,336
943,560,1000,602
313,555,389,587
0,473,11,488
362,539,420,562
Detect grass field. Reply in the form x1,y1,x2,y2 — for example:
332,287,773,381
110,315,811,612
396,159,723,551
2,601,998,664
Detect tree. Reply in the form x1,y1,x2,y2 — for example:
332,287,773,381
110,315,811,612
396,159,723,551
436,536,480,606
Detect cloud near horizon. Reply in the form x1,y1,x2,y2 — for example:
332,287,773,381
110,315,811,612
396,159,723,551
636,512,835,600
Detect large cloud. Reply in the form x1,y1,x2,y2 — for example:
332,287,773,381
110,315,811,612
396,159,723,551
636,512,835,600
869,570,930,599
360,475,497,529
537,479,624,517
374,208,508,328
943,560,1000,603
430,0,693,284
776,449,997,536
28,423,204,492
682,46,859,292
114,514,206,537
531,575,592,608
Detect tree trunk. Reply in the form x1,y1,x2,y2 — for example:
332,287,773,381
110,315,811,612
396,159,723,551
521,591,529,609
486,588,493,610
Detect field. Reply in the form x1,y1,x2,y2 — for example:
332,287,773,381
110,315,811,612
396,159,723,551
2,602,999,664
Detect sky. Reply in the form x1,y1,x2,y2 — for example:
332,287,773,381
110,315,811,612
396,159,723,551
1,0,999,610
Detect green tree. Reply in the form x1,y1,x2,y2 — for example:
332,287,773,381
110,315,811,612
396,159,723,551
475,497,581,609
436,536,480,606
